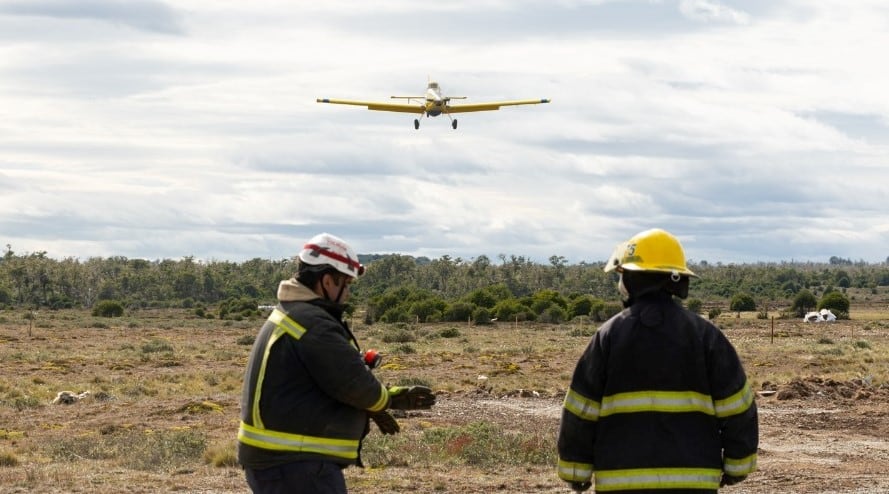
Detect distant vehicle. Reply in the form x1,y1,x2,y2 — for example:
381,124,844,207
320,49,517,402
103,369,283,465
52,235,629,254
317,80,550,129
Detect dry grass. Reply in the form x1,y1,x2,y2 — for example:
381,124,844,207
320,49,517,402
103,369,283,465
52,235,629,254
1,307,888,492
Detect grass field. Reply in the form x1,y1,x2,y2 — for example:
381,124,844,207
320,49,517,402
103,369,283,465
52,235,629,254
1,308,888,493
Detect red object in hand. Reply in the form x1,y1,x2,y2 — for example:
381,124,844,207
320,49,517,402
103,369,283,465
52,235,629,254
364,349,381,369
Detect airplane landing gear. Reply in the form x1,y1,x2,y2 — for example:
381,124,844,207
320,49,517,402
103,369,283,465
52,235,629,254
414,119,420,130
452,119,458,129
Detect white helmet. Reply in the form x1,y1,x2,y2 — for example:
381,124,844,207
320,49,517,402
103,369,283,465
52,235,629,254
297,233,365,278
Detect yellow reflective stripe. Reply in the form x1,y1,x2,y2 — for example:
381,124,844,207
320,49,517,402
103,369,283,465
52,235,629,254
724,453,758,476
595,467,721,491
268,309,307,340
252,310,310,428
558,458,594,483
238,421,358,460
600,390,715,416
564,388,600,421
252,326,282,429
368,382,389,412
714,380,754,417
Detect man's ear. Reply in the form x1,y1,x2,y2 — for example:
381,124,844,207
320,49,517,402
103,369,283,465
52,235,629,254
320,272,338,289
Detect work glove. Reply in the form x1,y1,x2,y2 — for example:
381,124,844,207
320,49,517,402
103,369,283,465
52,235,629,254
567,481,591,492
720,474,746,487
388,385,436,410
369,410,400,435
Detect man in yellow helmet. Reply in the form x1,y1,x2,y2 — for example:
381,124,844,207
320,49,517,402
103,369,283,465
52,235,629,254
238,233,436,493
557,228,758,492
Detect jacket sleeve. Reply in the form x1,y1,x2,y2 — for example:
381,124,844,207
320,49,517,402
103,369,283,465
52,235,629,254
299,322,389,412
707,324,759,478
557,327,608,484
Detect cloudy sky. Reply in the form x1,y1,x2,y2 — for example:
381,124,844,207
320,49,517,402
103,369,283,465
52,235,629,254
1,0,887,265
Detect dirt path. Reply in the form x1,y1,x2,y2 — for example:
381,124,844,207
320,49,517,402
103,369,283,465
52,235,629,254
409,388,889,493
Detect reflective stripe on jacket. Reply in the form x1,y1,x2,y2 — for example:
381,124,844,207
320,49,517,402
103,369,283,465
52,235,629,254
238,291,389,470
557,292,758,492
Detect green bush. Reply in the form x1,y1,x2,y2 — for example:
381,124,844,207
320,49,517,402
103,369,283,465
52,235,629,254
443,302,475,322
538,306,568,324
729,293,756,312
598,303,623,321
568,295,605,319
92,300,124,317
686,299,703,314
381,328,416,343
472,307,493,325
792,290,817,317
818,291,850,317
852,340,871,350
492,299,527,321
141,338,174,354
439,327,461,338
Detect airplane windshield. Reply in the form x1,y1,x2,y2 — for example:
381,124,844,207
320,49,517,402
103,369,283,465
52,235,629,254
428,81,439,90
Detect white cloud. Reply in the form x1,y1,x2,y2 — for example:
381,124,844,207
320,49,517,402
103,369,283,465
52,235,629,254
1,0,888,264
678,0,750,24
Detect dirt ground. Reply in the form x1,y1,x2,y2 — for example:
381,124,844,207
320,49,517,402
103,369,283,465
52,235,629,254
1,314,888,493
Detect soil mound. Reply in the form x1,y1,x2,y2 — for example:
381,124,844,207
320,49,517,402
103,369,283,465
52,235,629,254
761,376,888,401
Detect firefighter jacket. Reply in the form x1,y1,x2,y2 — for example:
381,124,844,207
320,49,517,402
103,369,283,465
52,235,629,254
238,279,389,469
558,291,758,492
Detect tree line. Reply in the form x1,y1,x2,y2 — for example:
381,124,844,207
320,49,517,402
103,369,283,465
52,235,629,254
2,246,887,321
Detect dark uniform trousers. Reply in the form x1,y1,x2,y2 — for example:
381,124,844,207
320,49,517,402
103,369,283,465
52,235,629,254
246,461,347,494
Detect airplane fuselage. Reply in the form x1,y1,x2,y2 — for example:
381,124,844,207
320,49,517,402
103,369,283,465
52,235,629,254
425,85,445,116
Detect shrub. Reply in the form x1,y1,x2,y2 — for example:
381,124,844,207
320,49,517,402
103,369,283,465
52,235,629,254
218,297,260,320
472,307,493,325
92,300,124,317
708,308,722,320
0,450,19,467
392,343,416,354
380,307,410,323
598,303,623,321
492,299,527,321
686,299,703,314
818,291,850,317
439,327,461,338
567,296,596,319
381,328,416,343
538,306,568,324
141,338,174,354
853,340,871,350
204,442,239,468
792,290,817,317
730,293,756,312
443,302,475,322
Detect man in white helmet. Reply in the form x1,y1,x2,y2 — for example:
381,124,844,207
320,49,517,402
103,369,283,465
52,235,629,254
557,228,758,493
238,233,435,493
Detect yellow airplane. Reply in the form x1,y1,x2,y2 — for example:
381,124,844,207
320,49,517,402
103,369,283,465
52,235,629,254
317,80,550,129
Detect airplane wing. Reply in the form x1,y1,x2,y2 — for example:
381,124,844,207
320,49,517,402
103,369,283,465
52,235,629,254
316,98,425,114
445,98,550,114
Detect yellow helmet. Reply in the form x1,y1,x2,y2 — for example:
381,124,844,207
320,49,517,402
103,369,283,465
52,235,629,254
604,228,696,277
